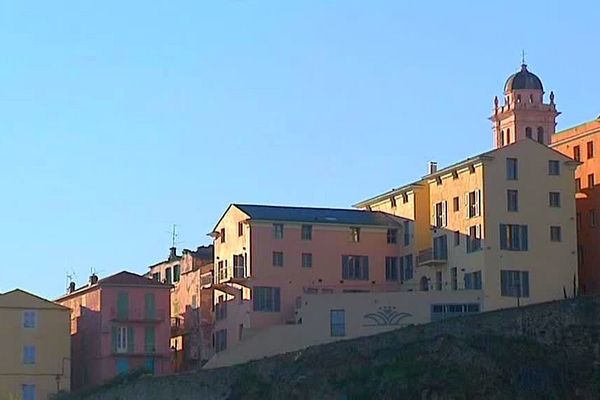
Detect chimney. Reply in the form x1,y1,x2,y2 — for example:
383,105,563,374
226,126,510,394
169,247,177,261
89,274,98,285
68,281,76,294
428,161,438,174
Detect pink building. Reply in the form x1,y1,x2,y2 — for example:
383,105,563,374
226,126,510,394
147,246,214,371
210,204,409,353
55,271,172,391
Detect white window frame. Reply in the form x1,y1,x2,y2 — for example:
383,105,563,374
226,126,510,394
116,326,128,353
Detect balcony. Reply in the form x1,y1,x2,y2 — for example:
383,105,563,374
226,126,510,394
171,317,185,336
417,248,448,267
109,307,166,323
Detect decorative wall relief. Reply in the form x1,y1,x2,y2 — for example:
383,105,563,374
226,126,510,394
363,306,412,327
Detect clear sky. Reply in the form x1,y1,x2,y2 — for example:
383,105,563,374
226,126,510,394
0,1,598,299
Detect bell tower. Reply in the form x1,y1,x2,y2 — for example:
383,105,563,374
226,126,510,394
490,61,560,148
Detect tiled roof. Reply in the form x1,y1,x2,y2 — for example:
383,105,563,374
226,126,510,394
234,204,403,226
98,271,170,287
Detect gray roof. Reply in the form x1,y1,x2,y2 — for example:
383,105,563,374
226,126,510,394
234,204,403,227
504,64,543,92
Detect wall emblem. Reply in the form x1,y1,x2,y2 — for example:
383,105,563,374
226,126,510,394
363,306,412,327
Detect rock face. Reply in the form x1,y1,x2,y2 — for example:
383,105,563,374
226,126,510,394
56,296,600,400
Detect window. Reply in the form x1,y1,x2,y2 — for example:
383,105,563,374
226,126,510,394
506,128,511,144
115,326,129,353
403,221,410,246
467,225,482,253
500,130,505,146
501,270,530,297
574,145,581,161
434,201,448,228
576,178,582,193
549,192,561,207
342,255,369,280
588,174,595,188
173,264,181,282
273,224,284,239
215,296,227,321
165,268,172,284
469,165,476,174
450,267,457,290
191,295,197,309
23,346,36,364
144,326,156,353
253,287,281,312
238,222,244,236
152,272,160,282
330,310,346,337
435,271,442,291
507,190,518,212
301,225,312,240
215,329,227,352
400,255,413,281
591,209,597,228
537,127,544,144
467,190,481,218
452,171,459,180
464,271,482,290
433,235,448,260
588,141,594,159
220,228,225,243
302,253,313,268
350,227,360,242
431,303,480,322
435,177,442,186
144,293,156,319
23,310,37,329
499,224,528,251
454,230,460,246
525,127,532,139
453,196,459,212
506,158,518,180
550,226,562,242
548,160,560,176
385,256,399,281
272,251,284,267
22,384,36,400
387,229,398,244
390,196,397,208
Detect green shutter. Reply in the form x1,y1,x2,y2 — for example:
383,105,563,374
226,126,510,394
145,293,156,319
127,327,134,353
145,326,155,353
111,327,117,352
117,292,129,320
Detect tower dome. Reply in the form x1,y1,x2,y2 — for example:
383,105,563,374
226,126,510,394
504,64,544,92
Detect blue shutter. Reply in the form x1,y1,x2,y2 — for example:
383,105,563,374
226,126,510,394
273,287,281,312
521,272,529,297
341,256,348,279
363,256,369,280
499,224,507,249
127,327,134,353
521,225,528,251
111,327,117,352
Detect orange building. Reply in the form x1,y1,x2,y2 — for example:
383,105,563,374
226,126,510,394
551,117,600,294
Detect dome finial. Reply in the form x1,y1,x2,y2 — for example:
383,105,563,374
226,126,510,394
521,49,526,66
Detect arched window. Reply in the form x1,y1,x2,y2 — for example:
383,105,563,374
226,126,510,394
507,128,511,144
525,127,532,139
500,130,505,146
529,94,534,104
537,127,544,144
420,276,429,292
517,95,522,103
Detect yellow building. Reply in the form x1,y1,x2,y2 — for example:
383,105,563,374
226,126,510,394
0,290,70,400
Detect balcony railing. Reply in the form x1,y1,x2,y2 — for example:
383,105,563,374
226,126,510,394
109,307,166,322
171,317,185,336
417,248,448,266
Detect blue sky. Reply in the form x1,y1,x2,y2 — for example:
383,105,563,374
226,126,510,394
0,1,598,298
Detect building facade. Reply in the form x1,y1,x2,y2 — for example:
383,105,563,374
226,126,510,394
210,204,409,353
551,117,600,293
147,246,214,371
0,289,70,400
55,272,171,391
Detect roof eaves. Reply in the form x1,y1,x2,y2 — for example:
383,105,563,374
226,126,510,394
352,181,424,208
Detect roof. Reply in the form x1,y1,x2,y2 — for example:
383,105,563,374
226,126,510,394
228,204,403,227
504,64,543,92
353,181,424,208
0,289,70,310
56,271,171,301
